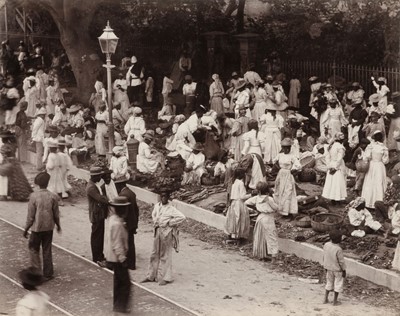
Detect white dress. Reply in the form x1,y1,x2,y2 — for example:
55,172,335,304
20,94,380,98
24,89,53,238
260,113,284,164
181,152,206,185
173,122,196,160
321,107,347,139
322,142,347,201
137,141,160,174
241,129,266,190
94,111,108,155
124,116,146,142
361,142,389,208
113,78,130,115
273,153,301,215
110,155,130,181
245,195,279,258
252,88,267,122
46,152,65,195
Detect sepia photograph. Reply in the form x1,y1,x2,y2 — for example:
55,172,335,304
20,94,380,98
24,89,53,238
0,0,399,315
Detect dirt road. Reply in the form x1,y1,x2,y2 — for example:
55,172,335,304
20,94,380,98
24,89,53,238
0,192,396,316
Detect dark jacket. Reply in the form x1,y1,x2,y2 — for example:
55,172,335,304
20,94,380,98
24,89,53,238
120,187,139,233
86,180,108,223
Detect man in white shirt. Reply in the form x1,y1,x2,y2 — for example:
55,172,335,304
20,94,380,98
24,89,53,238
31,107,46,170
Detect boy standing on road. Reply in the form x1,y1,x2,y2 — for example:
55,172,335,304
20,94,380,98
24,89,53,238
106,196,131,313
323,230,346,306
24,172,61,281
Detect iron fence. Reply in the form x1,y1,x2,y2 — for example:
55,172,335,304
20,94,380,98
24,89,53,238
280,60,400,96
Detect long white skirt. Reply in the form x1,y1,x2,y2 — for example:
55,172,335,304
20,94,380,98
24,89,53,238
253,214,278,258
0,176,8,196
248,154,265,190
252,101,267,122
362,160,387,208
263,127,281,164
274,168,298,215
322,168,347,201
388,117,400,151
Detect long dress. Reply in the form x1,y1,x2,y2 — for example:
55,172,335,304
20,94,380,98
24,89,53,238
252,88,267,122
173,122,196,160
103,180,119,264
137,141,160,174
288,79,301,108
58,151,72,196
260,113,284,164
124,116,146,142
322,142,347,201
95,111,109,155
113,79,130,115
0,156,32,201
110,155,130,181
181,152,206,185
209,80,224,116
273,153,301,216
245,195,279,258
361,142,389,208
46,152,65,195
225,179,251,239
92,81,107,113
25,85,40,118
241,130,266,189
320,107,347,139
231,116,250,161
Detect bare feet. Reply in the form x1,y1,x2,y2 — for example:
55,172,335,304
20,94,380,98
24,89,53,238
333,301,342,306
323,299,329,304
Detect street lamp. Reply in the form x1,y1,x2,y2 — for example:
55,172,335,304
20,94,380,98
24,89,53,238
98,20,119,153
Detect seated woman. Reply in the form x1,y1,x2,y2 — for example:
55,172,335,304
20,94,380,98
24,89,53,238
158,98,176,122
110,145,130,182
137,132,164,174
166,114,186,152
347,197,382,236
69,132,88,165
181,143,206,186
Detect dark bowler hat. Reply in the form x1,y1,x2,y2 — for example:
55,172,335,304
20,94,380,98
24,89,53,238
19,267,43,286
109,196,131,206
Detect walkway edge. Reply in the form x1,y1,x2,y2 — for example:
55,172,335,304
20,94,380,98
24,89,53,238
0,216,201,316
26,151,400,292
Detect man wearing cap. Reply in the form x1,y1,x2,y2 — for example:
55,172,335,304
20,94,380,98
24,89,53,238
32,108,47,170
86,166,109,266
105,196,131,313
24,172,61,281
182,75,197,113
126,56,143,103
142,190,185,286
124,106,146,142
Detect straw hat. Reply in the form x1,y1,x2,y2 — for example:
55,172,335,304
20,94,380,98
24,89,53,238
368,93,380,105
67,104,81,113
352,82,361,87
89,166,105,176
112,146,125,155
133,107,142,115
109,196,131,206
131,56,137,64
236,79,246,90
265,103,278,111
309,76,318,82
232,71,238,77
378,77,387,84
281,138,293,147
36,108,47,116
271,81,280,87
212,74,219,81
143,132,154,141
47,140,58,148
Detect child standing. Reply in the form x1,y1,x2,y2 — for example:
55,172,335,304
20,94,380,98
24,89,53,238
349,138,370,196
323,230,346,306
225,168,251,244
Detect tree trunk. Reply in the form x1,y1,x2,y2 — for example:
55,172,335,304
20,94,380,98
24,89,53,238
58,23,103,103
236,0,246,33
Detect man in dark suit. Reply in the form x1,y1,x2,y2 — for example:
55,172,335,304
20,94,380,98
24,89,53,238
117,181,139,270
86,166,108,267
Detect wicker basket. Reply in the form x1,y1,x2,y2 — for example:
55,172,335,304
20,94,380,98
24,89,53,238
311,213,343,233
300,153,316,169
294,215,312,228
298,168,316,182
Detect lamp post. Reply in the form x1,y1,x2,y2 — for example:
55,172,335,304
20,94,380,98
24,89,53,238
98,21,119,154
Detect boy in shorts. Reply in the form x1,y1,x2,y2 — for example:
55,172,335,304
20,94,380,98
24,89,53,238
323,230,346,305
